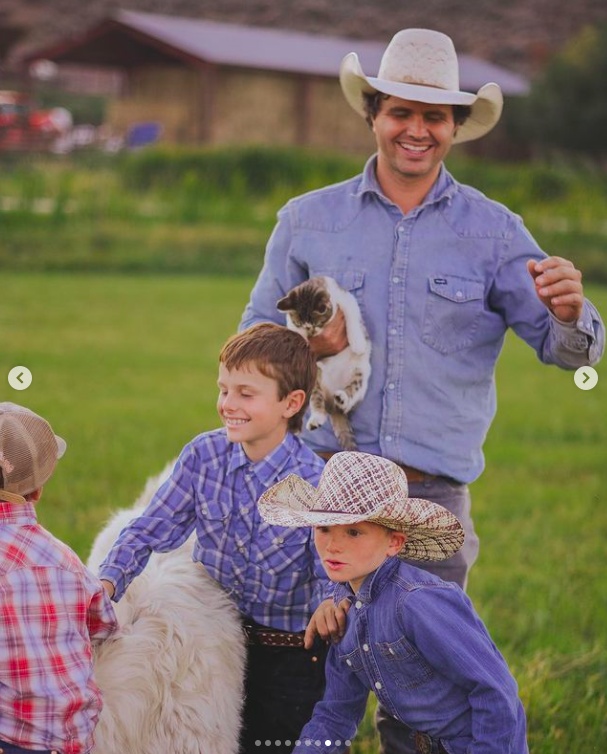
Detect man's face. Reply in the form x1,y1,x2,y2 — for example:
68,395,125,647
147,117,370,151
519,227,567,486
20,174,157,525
372,96,457,182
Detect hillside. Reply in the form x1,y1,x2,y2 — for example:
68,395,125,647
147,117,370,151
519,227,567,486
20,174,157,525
1,0,607,75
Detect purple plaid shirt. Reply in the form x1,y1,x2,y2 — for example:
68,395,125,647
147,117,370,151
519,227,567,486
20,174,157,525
99,429,330,631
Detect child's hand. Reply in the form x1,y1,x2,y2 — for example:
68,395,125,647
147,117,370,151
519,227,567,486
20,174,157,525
304,597,351,649
101,579,115,599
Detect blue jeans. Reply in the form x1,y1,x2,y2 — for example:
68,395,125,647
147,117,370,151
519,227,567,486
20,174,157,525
0,739,60,754
377,477,478,754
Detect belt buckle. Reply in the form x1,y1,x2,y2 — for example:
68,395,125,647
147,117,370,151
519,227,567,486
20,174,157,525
414,731,434,754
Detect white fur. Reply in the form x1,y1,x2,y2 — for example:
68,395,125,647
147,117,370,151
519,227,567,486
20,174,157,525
285,276,371,431
87,462,246,754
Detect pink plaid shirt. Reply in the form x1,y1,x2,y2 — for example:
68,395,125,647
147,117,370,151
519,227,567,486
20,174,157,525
0,500,118,754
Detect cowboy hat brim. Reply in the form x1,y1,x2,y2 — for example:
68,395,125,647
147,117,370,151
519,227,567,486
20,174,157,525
257,473,464,562
340,52,503,144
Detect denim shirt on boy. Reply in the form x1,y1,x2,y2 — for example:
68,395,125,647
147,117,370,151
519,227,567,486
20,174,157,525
99,429,331,631
241,156,604,483
296,557,528,754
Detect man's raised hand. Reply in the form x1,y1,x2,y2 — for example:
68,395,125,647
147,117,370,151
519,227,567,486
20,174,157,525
527,256,584,323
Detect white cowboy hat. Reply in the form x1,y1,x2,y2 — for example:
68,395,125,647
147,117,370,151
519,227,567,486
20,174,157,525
258,452,464,562
340,28,503,144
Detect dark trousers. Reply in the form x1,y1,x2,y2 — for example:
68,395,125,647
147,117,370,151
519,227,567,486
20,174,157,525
239,629,329,754
0,739,60,754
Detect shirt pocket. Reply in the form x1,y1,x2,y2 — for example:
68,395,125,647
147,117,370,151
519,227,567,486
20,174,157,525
313,268,366,318
198,496,231,550
422,275,485,355
252,523,310,576
378,636,434,690
338,646,365,674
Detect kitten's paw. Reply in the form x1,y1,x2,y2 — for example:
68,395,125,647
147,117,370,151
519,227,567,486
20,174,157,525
334,390,352,413
307,414,327,431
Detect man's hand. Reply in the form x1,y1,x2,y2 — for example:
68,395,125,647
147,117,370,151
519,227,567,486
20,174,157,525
527,257,584,323
101,579,115,599
309,308,348,359
304,597,351,650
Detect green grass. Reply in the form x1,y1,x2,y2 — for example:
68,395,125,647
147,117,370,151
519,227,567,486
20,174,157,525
1,273,606,752
1,148,607,281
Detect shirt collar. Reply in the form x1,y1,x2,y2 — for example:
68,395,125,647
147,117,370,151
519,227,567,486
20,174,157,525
333,555,400,605
0,499,38,525
353,154,457,209
227,432,299,487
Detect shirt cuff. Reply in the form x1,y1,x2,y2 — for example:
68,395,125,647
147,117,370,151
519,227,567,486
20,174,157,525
549,307,594,352
98,566,124,602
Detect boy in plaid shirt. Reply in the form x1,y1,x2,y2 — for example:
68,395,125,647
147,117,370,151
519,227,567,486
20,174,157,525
98,324,344,754
0,403,118,754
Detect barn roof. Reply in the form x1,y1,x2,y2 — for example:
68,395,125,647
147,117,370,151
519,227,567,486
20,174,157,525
28,9,529,95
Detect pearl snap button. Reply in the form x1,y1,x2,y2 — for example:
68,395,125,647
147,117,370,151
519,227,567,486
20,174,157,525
346,659,352,666
389,647,395,655
388,383,395,390
363,644,369,652
392,276,400,284
375,681,382,690
355,600,362,608
390,328,397,335
385,435,393,442
456,291,463,298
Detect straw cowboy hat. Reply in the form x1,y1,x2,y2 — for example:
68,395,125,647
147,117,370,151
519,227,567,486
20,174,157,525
340,28,503,144
258,452,464,562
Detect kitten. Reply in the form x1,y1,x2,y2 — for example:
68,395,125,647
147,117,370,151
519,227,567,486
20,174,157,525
277,276,371,451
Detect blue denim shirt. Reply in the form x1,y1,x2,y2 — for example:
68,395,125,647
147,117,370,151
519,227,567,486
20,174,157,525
241,157,604,483
296,557,528,754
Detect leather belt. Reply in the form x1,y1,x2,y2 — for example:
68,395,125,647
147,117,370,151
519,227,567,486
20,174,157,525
243,623,305,648
315,451,433,484
414,731,446,754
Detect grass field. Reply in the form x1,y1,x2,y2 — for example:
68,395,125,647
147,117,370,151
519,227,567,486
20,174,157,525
1,273,606,753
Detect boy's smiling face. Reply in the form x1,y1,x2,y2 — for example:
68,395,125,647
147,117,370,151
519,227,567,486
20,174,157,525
217,362,305,463
314,521,407,594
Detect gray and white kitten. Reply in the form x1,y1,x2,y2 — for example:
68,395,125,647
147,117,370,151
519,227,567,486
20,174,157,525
277,276,371,451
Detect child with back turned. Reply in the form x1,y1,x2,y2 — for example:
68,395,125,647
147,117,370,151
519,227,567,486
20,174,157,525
258,452,529,754
98,323,346,753
0,403,117,754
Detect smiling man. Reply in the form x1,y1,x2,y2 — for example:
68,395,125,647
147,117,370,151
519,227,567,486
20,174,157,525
240,31,604,752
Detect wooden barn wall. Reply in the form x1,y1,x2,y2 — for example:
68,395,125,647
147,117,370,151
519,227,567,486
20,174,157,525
307,77,376,154
107,65,202,143
211,68,296,145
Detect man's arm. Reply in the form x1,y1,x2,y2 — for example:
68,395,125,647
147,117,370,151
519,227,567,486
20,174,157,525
240,206,306,330
293,644,369,754
98,445,198,601
401,588,527,754
490,217,604,368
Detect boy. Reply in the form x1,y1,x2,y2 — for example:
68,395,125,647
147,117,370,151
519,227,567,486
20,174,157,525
98,323,340,754
258,452,529,754
0,402,118,754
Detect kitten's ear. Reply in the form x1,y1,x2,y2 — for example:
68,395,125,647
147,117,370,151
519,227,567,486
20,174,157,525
277,293,295,312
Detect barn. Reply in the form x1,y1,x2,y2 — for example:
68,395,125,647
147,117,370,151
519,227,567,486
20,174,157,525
26,10,529,152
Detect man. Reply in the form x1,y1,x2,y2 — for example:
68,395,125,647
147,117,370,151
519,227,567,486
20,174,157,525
240,28,603,753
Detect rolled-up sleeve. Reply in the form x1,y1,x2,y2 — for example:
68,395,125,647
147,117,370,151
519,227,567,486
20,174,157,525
489,216,604,368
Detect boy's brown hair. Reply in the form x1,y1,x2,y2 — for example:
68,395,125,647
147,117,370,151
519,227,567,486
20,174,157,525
219,323,317,433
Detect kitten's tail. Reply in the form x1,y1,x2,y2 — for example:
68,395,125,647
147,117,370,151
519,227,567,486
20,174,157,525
329,412,357,451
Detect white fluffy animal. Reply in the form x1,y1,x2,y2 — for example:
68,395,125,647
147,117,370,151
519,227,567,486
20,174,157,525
87,462,246,754
277,275,372,450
